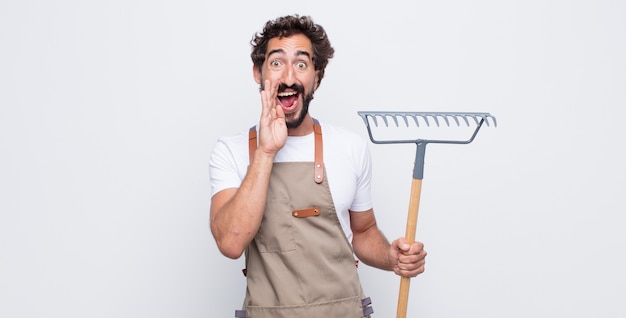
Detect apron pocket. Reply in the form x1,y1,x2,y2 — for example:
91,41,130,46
255,198,295,253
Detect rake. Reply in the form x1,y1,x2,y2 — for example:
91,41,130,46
357,111,497,318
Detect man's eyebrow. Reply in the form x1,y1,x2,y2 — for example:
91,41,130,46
295,50,312,59
267,49,312,59
267,48,285,57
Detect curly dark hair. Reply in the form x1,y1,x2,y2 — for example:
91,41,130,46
250,14,335,88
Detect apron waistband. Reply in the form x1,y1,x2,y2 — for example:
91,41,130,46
235,297,374,317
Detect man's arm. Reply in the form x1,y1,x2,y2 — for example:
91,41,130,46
210,79,286,259
210,150,276,259
350,209,427,277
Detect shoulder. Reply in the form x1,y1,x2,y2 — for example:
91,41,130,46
216,129,250,146
318,120,366,144
318,120,369,153
211,127,253,162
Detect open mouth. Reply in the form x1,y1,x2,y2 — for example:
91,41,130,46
277,91,299,109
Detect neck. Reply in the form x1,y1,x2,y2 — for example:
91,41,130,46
287,115,315,136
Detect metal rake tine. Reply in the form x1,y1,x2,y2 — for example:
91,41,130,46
369,114,380,127
481,114,491,127
435,114,453,127
401,114,410,127
390,114,400,127
470,114,481,126
391,113,405,127
479,114,493,127
430,114,441,127
440,114,451,127
419,114,431,127
409,114,420,127
460,115,471,126
380,114,389,127
477,114,492,127
363,113,375,127
389,114,399,127
449,115,461,126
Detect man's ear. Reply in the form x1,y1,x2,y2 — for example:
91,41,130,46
253,65,261,84
314,72,320,90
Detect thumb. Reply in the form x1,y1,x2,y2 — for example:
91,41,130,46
395,237,411,252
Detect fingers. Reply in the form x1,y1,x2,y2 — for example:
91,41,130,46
395,256,426,277
258,79,287,153
392,239,427,278
393,238,424,254
407,241,425,255
260,79,278,120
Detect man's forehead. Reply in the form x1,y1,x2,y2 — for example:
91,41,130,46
266,34,313,56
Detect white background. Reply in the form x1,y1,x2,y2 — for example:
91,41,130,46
1,0,625,317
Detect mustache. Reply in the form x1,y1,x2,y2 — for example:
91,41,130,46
259,82,304,94
278,83,304,94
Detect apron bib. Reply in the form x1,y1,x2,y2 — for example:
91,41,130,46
236,121,373,318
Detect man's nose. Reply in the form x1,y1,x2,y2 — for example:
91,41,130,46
281,65,296,86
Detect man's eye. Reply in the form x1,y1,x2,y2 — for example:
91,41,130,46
296,62,307,69
270,60,282,67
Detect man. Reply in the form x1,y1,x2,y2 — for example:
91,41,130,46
209,14,426,318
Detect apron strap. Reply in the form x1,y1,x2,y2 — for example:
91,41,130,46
248,126,257,164
248,119,324,184
312,119,324,184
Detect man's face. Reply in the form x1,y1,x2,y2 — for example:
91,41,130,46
255,33,319,129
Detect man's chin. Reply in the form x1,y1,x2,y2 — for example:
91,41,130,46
285,120,302,129
284,111,302,129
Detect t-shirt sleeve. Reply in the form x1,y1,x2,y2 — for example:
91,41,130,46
349,136,374,212
209,137,245,197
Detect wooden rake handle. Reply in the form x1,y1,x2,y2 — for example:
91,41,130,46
396,177,423,318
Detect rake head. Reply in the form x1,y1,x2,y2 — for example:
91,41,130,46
358,111,497,128
357,111,497,145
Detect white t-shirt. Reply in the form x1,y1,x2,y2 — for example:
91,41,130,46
209,119,373,243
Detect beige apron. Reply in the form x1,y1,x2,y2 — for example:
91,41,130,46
236,121,373,318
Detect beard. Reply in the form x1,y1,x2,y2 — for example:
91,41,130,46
285,92,313,129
